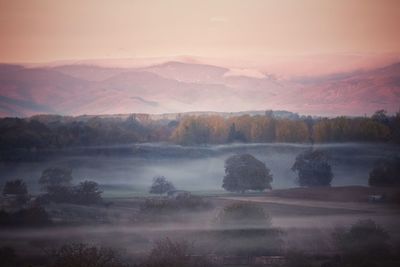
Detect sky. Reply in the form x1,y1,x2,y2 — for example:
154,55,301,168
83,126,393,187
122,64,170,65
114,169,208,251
0,0,399,68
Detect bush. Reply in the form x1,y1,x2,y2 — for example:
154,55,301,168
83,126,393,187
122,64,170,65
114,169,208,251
285,250,313,267
49,243,124,267
144,238,213,267
212,202,282,256
139,195,211,215
37,166,103,205
369,156,400,187
333,219,391,263
0,205,51,227
213,228,284,256
0,246,17,266
2,179,28,195
215,202,271,228
42,185,75,203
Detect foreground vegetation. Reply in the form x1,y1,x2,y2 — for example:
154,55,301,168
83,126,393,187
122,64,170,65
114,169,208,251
1,167,400,266
1,217,400,267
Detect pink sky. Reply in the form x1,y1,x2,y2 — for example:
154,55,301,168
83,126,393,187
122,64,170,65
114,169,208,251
0,1,399,118
0,0,399,74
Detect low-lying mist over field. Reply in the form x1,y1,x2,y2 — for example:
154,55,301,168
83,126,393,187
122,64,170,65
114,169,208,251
2,0,400,266
1,143,398,195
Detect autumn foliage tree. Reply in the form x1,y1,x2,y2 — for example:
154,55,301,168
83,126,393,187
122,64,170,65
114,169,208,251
1,109,399,153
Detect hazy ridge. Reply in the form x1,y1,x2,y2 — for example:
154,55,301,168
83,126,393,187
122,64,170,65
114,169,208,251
1,61,399,117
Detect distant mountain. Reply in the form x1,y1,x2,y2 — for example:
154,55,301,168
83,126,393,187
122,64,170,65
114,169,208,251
0,61,399,117
143,61,228,83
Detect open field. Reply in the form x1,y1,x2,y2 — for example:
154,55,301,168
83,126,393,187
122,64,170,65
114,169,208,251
1,143,399,266
1,188,399,260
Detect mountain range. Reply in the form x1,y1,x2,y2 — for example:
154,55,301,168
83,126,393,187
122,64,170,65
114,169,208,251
0,60,399,117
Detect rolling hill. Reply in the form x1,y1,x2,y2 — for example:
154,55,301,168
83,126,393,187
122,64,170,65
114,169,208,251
0,61,399,117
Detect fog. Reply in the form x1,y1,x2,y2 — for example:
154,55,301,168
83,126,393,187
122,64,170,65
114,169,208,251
1,143,398,196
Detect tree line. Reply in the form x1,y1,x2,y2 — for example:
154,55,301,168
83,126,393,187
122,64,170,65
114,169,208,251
0,110,399,152
171,110,400,144
222,150,399,192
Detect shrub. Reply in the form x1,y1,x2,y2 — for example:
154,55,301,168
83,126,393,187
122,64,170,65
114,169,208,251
213,228,284,256
285,250,313,267
144,238,213,267
333,219,391,263
37,166,103,205
49,243,124,267
0,205,51,227
212,202,281,256
215,202,271,228
369,156,400,187
2,179,28,195
139,195,211,215
0,246,17,266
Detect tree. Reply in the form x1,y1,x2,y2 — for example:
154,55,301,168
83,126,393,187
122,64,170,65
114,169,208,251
292,149,333,187
2,179,27,195
275,119,309,142
149,176,175,195
372,109,389,125
39,167,74,203
227,123,246,143
73,180,103,205
391,109,400,143
333,219,390,262
39,167,73,192
369,156,400,187
223,154,273,193
171,116,210,145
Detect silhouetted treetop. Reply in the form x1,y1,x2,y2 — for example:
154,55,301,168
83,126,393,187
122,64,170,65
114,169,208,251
292,149,333,187
369,156,400,187
2,179,28,195
149,176,175,195
223,154,273,192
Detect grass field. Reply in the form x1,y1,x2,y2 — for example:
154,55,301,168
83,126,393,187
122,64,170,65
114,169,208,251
1,186,399,260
